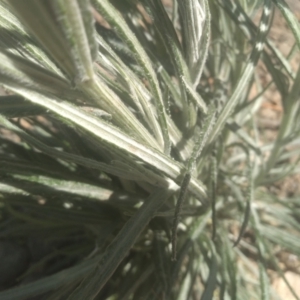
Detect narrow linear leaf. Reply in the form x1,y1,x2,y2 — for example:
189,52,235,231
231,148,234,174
259,262,270,300
68,185,177,300
0,115,150,183
172,104,215,259
208,0,272,144
0,255,101,300
0,95,45,117
50,0,96,83
210,153,218,241
93,0,170,152
273,0,300,49
7,0,76,77
0,86,208,200
96,34,164,145
233,199,251,247
201,253,218,300
147,0,199,131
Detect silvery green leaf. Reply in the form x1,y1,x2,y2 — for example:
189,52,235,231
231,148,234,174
93,0,170,152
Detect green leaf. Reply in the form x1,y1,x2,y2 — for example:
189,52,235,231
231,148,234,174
93,0,170,152
67,185,177,299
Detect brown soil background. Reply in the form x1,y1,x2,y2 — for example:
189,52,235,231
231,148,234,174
255,1,300,298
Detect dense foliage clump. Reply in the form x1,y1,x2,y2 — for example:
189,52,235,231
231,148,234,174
0,0,300,299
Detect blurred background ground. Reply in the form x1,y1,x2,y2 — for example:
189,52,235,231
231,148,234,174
255,0,300,298
257,0,300,196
